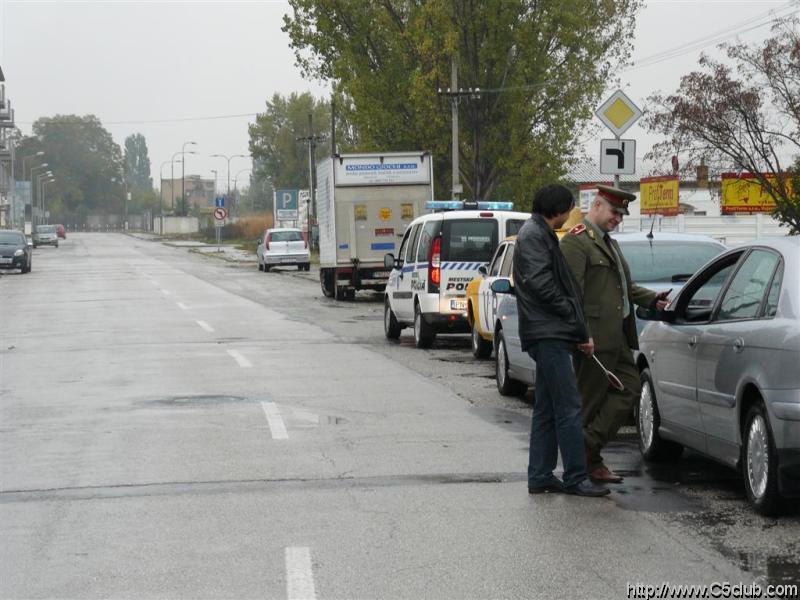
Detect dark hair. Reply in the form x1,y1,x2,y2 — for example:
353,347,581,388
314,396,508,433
531,184,575,218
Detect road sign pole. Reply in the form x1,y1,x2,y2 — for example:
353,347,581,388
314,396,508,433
614,133,621,188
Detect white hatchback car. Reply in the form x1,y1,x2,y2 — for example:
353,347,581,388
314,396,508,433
257,228,310,272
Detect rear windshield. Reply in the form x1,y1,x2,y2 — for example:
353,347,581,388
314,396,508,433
506,219,525,237
0,231,25,244
441,219,498,262
270,230,303,242
618,240,725,283
36,225,56,233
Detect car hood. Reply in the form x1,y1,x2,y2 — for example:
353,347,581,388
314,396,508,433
0,243,25,251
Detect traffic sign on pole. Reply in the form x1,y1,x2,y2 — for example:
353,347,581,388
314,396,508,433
595,90,642,137
213,207,228,220
600,139,636,175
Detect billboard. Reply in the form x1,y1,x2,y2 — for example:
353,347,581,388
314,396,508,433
640,175,679,216
334,153,431,186
720,173,780,214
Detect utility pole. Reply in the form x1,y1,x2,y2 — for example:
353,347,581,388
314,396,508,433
296,113,326,249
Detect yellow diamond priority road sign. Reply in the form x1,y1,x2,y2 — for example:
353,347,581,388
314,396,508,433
595,89,642,137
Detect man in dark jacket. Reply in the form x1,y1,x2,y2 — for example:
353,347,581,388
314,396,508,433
512,184,609,498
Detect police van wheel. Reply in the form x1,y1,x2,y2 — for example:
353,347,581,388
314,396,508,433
414,304,435,349
384,299,402,340
495,329,525,396
471,322,492,359
320,269,335,297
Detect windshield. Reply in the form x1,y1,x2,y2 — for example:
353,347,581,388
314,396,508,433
618,240,725,283
0,231,25,245
270,230,303,242
36,225,56,233
441,219,498,262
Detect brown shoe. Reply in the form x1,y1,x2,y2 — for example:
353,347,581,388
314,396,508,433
589,465,624,483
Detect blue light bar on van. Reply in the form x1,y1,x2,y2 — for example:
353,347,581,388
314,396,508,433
425,200,515,211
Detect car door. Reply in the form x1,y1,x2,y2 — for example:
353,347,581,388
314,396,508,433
649,252,742,449
695,248,782,464
390,225,417,322
478,243,508,333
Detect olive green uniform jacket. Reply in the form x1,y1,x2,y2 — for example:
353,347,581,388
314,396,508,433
560,221,656,353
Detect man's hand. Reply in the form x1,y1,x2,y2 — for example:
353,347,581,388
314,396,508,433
654,289,671,311
577,337,594,356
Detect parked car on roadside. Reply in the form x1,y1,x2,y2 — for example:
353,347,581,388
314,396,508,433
0,230,33,273
257,227,310,272
383,202,529,348
635,237,800,515
32,224,59,248
489,232,727,397
56,224,66,239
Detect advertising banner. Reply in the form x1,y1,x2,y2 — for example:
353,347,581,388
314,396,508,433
640,175,679,216
720,173,780,214
334,154,430,186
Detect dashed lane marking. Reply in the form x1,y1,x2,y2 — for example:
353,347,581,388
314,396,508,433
226,349,252,368
161,289,171,296
285,546,316,600
196,320,215,332
261,402,289,440
177,302,189,310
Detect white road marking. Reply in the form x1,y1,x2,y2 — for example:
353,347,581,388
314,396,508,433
285,547,316,600
160,289,171,296
226,349,252,368
261,402,289,440
196,320,215,332
149,280,158,285
177,302,189,310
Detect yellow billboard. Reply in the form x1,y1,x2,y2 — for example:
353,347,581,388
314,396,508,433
640,176,679,216
721,173,779,214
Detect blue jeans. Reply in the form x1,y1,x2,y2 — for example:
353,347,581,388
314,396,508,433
527,340,587,488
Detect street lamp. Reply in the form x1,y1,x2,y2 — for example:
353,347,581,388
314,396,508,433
158,158,179,218
30,163,49,225
233,168,252,212
41,178,56,223
209,153,248,214
35,171,52,224
22,151,44,180
181,141,197,217
211,169,218,197
170,152,192,213
111,176,130,230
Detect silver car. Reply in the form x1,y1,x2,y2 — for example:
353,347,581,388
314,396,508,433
636,237,800,515
256,228,310,272
32,224,59,248
490,232,726,397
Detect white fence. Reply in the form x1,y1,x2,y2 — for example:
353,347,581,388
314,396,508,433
153,216,199,235
620,213,790,246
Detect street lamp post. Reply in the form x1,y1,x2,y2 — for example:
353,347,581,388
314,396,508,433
233,168,252,212
209,153,248,215
22,151,45,180
41,178,56,223
211,169,218,197
30,163,49,225
35,172,52,223
181,141,197,217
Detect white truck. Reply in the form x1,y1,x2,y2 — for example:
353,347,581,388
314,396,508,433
316,151,433,300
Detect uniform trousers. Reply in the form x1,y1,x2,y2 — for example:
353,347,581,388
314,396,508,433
574,335,640,471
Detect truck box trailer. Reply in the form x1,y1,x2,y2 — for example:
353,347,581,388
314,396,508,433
316,152,433,300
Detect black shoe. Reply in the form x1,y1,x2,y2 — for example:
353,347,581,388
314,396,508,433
528,478,565,494
564,479,610,497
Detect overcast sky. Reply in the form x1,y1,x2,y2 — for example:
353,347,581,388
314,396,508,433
1,0,795,193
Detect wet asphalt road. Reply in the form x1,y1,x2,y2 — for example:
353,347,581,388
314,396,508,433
1,233,798,599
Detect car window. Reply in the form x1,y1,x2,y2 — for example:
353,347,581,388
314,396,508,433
36,225,56,233
396,228,411,264
499,243,515,277
678,252,744,322
716,249,780,321
441,219,497,262
488,244,506,277
0,232,25,244
506,219,525,237
415,221,439,263
270,230,303,242
617,240,725,283
406,224,421,263
763,262,783,317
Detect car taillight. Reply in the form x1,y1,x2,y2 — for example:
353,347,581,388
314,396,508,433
429,236,441,290
304,239,308,249
265,234,270,250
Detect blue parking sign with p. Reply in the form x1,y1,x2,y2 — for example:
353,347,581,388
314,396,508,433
276,189,298,211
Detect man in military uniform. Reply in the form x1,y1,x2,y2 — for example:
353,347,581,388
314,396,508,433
560,185,670,483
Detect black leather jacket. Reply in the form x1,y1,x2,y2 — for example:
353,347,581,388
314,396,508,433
512,214,588,349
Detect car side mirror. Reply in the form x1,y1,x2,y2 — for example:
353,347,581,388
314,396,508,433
478,264,488,276
384,253,402,270
491,278,514,295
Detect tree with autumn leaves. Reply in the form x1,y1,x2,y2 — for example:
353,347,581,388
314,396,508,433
646,18,800,234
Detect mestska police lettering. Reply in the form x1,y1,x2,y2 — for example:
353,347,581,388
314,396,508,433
446,276,473,292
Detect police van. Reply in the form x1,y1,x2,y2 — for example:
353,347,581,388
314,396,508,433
382,201,530,348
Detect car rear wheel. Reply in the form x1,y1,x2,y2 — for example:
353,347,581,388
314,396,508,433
258,262,264,271
384,299,401,340
471,320,492,359
743,403,781,516
263,264,271,272
413,303,435,348
495,329,525,396
320,269,335,298
636,368,683,461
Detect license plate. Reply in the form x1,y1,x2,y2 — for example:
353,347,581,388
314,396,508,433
372,271,389,278
450,298,467,311
0,258,11,264
280,258,296,263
